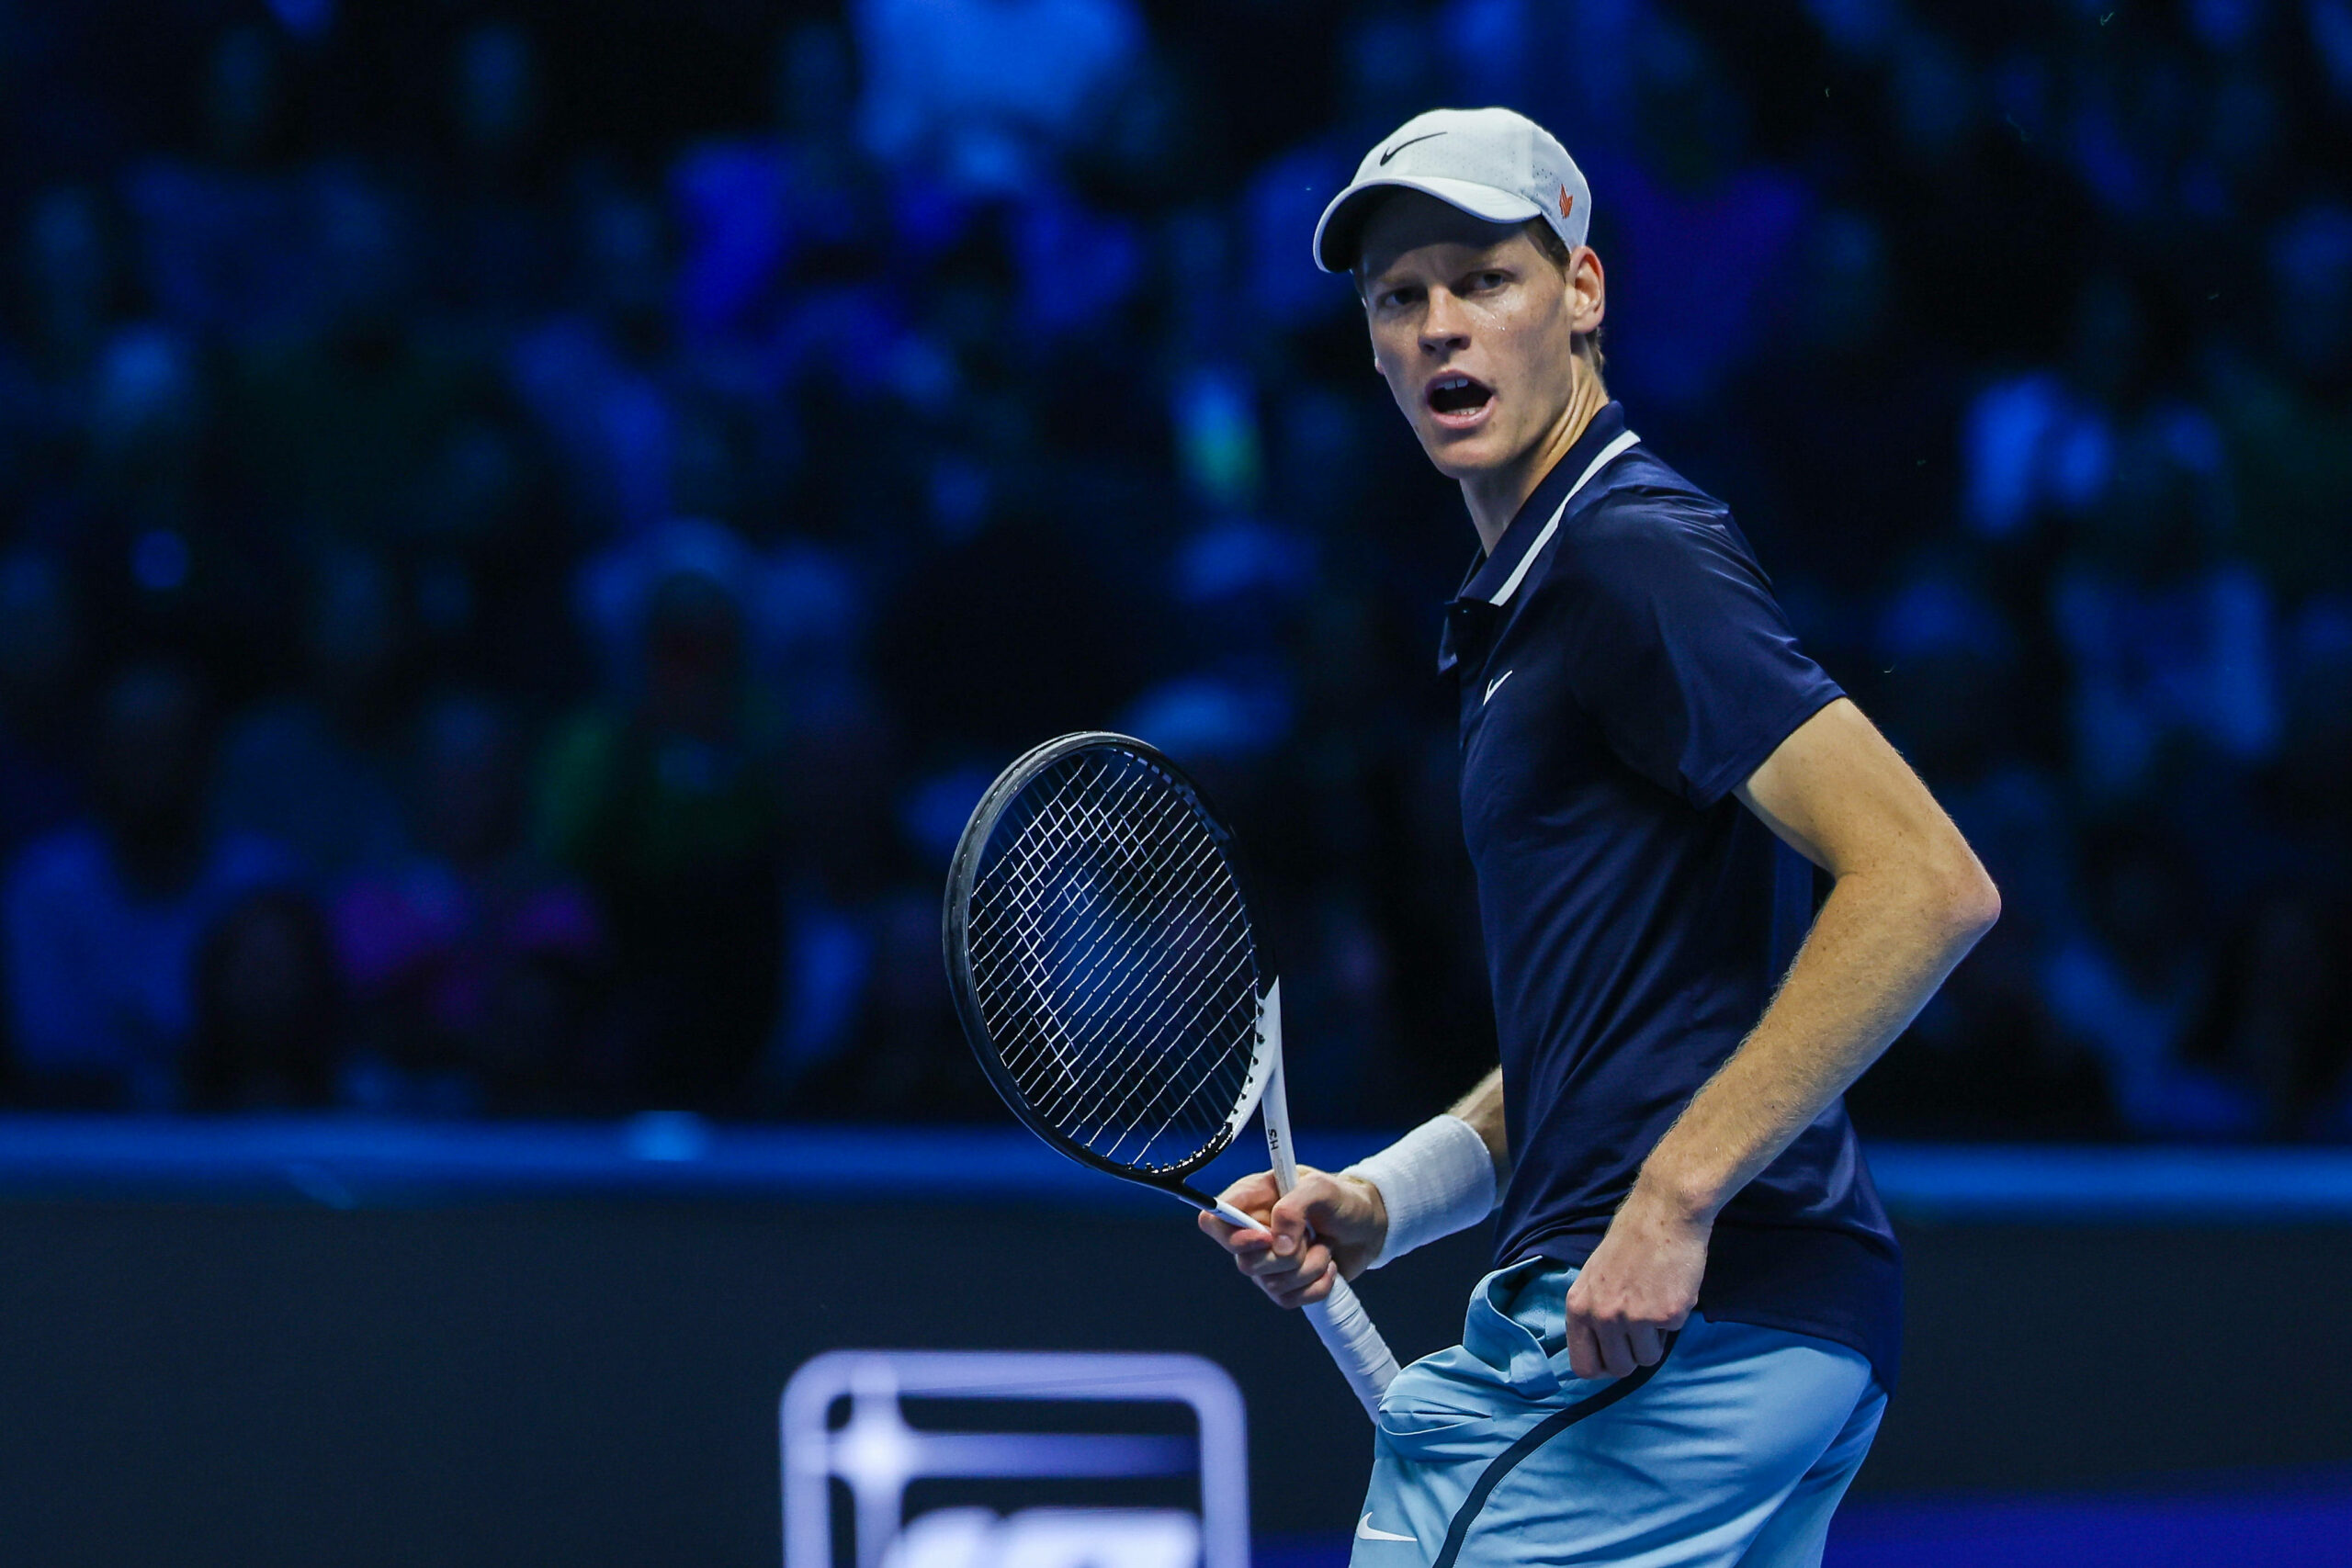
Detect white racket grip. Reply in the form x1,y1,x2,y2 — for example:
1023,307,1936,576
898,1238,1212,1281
1307,1277,1399,1418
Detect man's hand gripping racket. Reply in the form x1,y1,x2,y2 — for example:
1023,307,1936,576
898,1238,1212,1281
943,732,1401,1418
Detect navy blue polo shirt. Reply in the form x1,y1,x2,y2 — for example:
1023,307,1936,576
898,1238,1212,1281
1439,401,1903,1390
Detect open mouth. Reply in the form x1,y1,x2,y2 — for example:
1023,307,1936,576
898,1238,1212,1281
1426,373,1494,421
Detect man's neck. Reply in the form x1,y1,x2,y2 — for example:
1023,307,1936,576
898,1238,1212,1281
1462,362,1609,555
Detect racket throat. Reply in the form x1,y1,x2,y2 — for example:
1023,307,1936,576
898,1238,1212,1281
1257,982,1304,1195
1203,1195,1266,1232
1185,980,1292,1235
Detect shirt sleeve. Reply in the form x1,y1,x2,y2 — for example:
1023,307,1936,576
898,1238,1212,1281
1552,496,1843,807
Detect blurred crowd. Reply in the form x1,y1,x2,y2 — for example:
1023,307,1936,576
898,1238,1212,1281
0,0,2346,1137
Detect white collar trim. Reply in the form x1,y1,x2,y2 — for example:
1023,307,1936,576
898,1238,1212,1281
1486,428,1642,608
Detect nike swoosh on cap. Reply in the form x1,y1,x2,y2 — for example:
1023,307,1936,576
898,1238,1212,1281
1357,1514,1417,1543
1378,131,1445,165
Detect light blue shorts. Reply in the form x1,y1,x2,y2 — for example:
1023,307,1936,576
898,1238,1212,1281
1352,1258,1885,1568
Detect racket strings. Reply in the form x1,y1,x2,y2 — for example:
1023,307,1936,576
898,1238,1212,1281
994,804,1246,1109
976,758,1220,1063
978,765,1208,1090
965,748,1261,1172
981,769,1252,1151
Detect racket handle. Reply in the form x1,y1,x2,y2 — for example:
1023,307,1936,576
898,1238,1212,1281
1306,1275,1399,1420
1204,1193,1401,1416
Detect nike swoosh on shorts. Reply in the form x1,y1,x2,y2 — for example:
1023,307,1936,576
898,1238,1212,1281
1357,1513,1417,1543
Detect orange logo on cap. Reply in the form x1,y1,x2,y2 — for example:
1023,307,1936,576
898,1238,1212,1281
1558,185,1575,220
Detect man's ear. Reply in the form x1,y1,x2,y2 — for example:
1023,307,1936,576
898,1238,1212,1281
1569,245,1607,334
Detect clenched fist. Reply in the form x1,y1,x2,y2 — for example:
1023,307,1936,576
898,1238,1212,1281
1196,1167,1386,1308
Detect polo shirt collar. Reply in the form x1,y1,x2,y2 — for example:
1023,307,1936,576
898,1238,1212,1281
1460,402,1640,606
1439,402,1641,674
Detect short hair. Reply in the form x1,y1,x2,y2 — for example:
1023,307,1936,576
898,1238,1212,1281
1518,220,1607,373
1351,204,1605,372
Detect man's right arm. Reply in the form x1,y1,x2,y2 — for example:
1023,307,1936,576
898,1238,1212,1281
1445,1066,1510,1179
1197,1068,1509,1309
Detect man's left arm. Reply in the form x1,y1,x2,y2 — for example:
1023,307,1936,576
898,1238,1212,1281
1563,696,2000,1381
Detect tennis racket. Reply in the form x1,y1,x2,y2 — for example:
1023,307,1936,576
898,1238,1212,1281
943,730,1400,1419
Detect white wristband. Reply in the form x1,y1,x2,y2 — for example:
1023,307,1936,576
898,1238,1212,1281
1342,1113,1498,1270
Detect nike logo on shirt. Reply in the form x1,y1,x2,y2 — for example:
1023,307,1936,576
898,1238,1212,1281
1358,1514,1417,1543
1484,670,1514,705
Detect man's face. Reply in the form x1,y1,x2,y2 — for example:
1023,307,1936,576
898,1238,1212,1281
1357,195,1593,483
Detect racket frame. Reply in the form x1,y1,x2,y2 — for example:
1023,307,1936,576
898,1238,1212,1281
944,731,1275,1224
944,730,1399,1418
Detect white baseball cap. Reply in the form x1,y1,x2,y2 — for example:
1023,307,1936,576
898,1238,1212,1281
1313,107,1591,275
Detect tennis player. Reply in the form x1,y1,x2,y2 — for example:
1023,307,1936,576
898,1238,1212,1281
1199,108,1999,1566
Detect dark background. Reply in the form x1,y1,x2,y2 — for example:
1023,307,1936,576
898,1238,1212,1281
0,0,2346,1138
